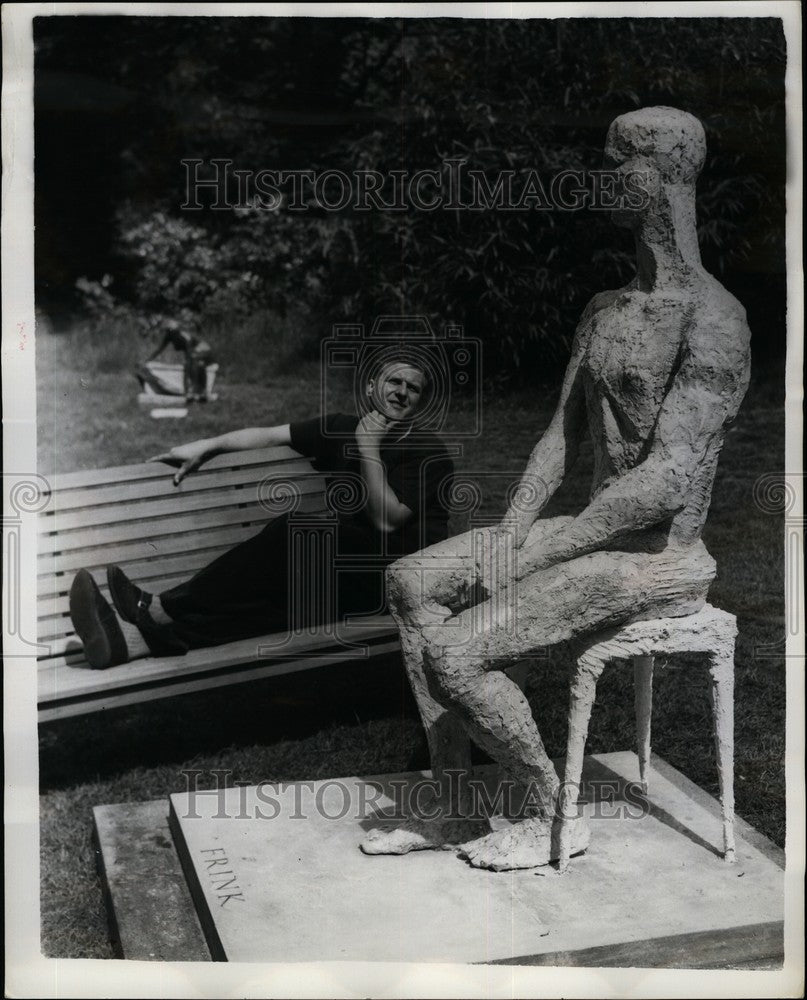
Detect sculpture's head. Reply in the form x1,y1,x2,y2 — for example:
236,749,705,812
604,106,706,229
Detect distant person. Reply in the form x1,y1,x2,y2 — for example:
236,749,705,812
147,319,214,401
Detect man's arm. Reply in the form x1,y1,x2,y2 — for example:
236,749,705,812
355,412,414,533
149,425,292,485
518,314,751,572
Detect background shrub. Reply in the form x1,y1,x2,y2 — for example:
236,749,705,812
35,15,786,379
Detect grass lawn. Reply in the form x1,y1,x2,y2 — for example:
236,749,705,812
36,318,786,959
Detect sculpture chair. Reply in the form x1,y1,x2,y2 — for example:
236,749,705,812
557,603,737,872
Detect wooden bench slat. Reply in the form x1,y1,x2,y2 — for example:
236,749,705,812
38,496,330,557
39,517,334,583
37,505,330,579
37,547,242,605
41,567,249,642
38,459,321,519
41,475,326,533
38,501,277,555
38,639,403,723
39,576,388,653
38,559,231,623
38,610,75,642
37,617,398,697
37,528,272,596
44,446,304,492
41,634,94,659
38,650,89,672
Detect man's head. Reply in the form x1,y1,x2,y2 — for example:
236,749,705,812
365,357,428,422
604,107,706,227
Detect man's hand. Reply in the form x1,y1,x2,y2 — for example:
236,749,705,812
355,410,395,456
148,441,213,486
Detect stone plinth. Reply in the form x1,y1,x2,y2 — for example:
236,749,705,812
164,752,783,965
93,800,210,961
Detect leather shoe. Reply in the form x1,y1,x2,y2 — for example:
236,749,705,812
69,569,129,669
107,565,152,624
106,564,188,657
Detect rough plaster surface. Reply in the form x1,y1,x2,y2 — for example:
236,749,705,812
166,754,783,964
363,107,751,871
558,604,738,871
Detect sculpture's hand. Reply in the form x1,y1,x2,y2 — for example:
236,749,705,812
498,506,534,550
492,513,562,581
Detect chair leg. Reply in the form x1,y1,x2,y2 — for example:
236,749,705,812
707,647,736,863
558,655,605,873
633,655,654,794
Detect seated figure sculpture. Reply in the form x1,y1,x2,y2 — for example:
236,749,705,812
361,107,752,871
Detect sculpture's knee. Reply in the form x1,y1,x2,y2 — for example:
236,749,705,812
385,557,423,619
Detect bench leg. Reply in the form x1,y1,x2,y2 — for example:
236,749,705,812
558,655,605,873
633,655,654,794
707,647,736,862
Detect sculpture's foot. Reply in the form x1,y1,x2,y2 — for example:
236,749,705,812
360,816,489,856
459,814,590,872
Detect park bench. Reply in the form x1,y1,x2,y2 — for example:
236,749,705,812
36,446,401,722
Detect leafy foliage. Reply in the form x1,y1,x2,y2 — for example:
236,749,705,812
35,15,786,376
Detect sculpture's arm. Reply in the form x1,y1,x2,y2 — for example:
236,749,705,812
518,312,751,571
501,311,592,542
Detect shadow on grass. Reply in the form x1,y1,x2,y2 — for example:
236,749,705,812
39,651,427,791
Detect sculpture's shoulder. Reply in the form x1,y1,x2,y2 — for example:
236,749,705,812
683,277,752,411
687,276,752,364
696,275,750,327
573,286,630,361
579,286,626,326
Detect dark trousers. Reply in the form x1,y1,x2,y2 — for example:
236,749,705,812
158,514,392,651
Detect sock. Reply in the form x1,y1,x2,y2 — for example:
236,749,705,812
151,596,174,626
115,613,150,660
